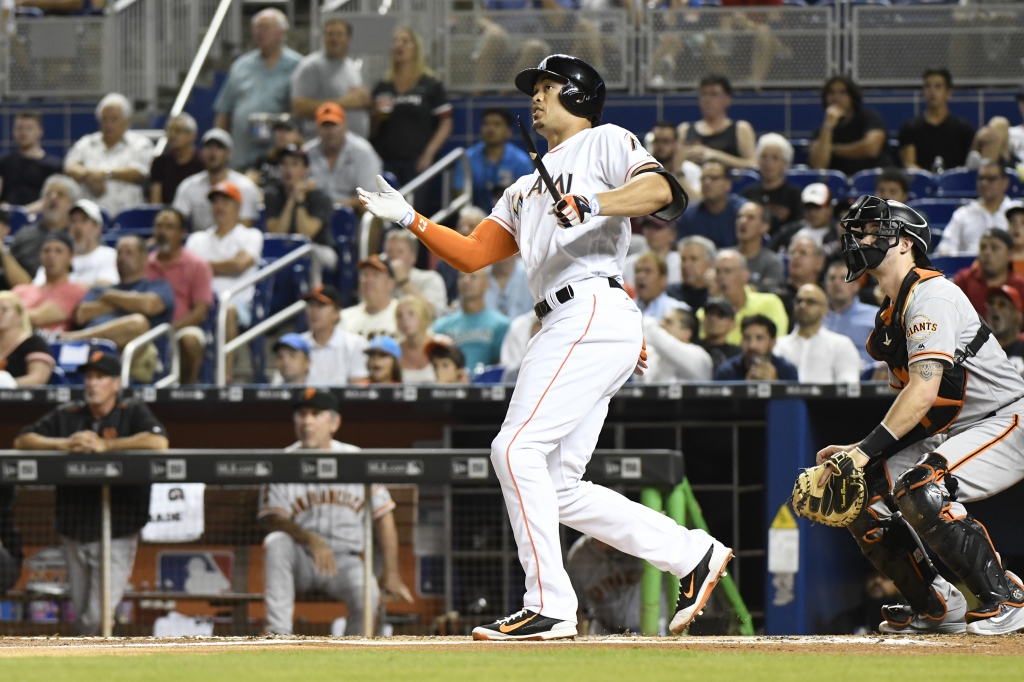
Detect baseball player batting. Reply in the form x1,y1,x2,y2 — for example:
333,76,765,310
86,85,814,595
811,195,1024,635
358,54,732,641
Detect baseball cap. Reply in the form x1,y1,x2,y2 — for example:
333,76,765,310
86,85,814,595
77,350,121,377
981,227,1014,251
273,333,311,355
358,254,395,279
365,335,402,360
207,181,242,204
273,116,299,131
989,284,1024,315
69,199,103,225
201,128,234,150
1006,204,1024,222
703,297,736,319
315,102,346,126
278,144,308,165
801,183,832,207
292,386,338,412
43,231,75,253
302,283,343,308
425,337,466,369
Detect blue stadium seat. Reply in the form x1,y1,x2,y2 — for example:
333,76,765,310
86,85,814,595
1006,169,1022,198
730,169,760,195
930,255,975,277
790,139,811,167
849,168,936,201
112,204,163,235
6,206,31,235
256,204,267,231
382,171,401,190
936,169,977,198
331,205,358,307
907,198,967,226
785,169,849,200
49,339,118,385
473,366,506,384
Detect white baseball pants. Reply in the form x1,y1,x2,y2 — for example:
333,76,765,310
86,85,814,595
491,278,714,623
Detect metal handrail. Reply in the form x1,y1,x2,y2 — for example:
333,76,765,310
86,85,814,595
153,0,235,157
215,243,314,386
358,147,473,260
120,322,180,388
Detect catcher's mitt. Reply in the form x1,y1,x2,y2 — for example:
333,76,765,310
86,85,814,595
790,452,867,528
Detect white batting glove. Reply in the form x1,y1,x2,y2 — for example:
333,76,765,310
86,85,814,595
357,175,415,228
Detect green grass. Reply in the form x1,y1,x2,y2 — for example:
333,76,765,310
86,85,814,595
2,648,1023,682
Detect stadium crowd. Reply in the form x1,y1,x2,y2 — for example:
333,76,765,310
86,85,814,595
2,9,1024,389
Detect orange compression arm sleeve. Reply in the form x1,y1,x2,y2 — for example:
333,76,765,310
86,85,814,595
408,213,519,273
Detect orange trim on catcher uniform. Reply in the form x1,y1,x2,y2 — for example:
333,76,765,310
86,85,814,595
503,295,598,615
948,415,1020,473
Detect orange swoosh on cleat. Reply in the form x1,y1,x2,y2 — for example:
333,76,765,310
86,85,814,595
682,575,695,599
499,614,538,633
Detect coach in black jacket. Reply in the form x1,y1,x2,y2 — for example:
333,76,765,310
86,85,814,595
14,351,168,635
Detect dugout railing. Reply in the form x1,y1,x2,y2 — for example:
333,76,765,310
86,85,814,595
0,448,752,637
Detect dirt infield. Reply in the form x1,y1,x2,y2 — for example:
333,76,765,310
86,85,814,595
1,634,1023,658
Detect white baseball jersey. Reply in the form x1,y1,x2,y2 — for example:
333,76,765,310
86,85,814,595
258,440,395,555
487,125,659,301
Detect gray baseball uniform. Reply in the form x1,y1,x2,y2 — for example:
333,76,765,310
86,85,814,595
259,440,394,635
883,276,1024,501
566,536,646,635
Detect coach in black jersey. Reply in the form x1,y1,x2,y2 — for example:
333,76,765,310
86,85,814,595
14,351,168,635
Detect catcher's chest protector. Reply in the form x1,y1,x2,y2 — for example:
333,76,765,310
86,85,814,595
867,268,969,435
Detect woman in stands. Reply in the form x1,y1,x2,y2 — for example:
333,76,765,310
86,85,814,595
741,133,805,236
371,27,452,218
362,335,402,385
396,294,436,384
0,291,54,387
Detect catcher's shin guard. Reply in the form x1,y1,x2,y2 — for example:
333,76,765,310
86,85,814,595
894,453,1024,621
848,464,946,621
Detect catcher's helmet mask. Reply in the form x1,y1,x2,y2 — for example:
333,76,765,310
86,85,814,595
515,54,606,126
840,195,931,283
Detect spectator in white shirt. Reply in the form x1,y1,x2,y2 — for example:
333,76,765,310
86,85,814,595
173,129,261,232
499,311,542,383
623,216,681,289
290,17,371,140
936,161,1022,256
383,229,448,317
774,284,862,383
341,255,398,339
396,294,437,384
185,182,263,381
637,307,713,383
31,200,117,288
634,251,687,321
280,284,368,385
272,333,311,385
64,93,154,215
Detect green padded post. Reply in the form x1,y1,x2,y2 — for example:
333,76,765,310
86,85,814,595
640,486,664,635
681,479,755,635
665,483,685,608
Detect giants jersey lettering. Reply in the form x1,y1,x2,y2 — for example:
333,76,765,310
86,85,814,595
889,276,1024,427
258,440,395,555
488,125,658,301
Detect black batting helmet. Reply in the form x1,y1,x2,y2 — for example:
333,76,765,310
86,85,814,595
515,54,606,126
839,195,931,282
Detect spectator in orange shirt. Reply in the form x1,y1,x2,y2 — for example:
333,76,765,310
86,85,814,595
12,234,87,333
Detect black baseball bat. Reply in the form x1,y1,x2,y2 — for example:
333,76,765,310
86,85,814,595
518,116,562,203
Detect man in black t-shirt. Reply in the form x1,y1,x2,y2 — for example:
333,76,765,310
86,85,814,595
898,69,976,172
264,144,337,277
987,285,1024,378
149,113,204,205
14,352,168,635
698,298,742,371
809,76,890,177
0,112,62,210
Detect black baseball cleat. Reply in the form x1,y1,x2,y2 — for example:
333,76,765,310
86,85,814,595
669,540,733,634
472,609,577,641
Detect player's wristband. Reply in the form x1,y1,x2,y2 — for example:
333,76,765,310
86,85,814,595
397,208,415,229
588,193,601,217
858,422,898,459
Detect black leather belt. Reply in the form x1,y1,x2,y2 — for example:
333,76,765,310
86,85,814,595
534,277,624,320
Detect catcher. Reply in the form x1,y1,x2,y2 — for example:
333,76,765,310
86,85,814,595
792,195,1024,635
